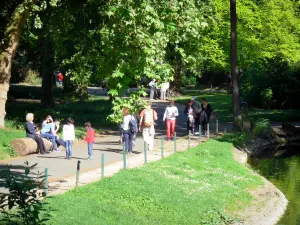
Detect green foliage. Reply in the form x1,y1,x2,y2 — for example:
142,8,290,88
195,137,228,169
252,119,271,138
182,74,197,87
260,88,273,109
23,70,42,85
47,139,262,224
0,128,24,160
0,162,51,225
107,90,147,124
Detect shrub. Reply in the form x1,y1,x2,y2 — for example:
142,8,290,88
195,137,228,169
252,118,271,138
0,162,50,225
23,70,42,86
261,88,274,109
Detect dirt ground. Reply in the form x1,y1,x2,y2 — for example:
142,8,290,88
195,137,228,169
231,148,288,225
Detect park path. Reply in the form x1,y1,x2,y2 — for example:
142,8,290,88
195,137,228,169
0,97,231,194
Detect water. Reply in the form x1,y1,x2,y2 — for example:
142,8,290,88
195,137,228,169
248,153,300,225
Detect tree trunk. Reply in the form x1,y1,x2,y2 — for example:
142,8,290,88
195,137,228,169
0,0,39,128
230,0,241,131
40,37,55,108
172,55,183,91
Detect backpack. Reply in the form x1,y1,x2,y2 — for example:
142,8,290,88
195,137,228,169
143,109,154,127
129,116,137,134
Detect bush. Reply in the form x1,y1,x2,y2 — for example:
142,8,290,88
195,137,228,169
261,88,274,109
0,162,50,224
23,70,42,86
252,118,271,138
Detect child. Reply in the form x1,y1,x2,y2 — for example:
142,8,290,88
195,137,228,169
84,122,95,160
184,100,195,135
63,118,75,159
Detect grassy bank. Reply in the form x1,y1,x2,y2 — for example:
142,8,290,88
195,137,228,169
176,92,300,122
46,138,263,224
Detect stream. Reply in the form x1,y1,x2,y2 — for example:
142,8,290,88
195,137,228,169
248,152,300,225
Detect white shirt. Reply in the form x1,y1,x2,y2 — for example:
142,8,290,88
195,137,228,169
63,124,75,141
163,106,179,121
122,115,135,131
161,82,170,91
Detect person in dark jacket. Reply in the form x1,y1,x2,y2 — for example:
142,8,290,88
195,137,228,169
25,113,48,154
200,98,212,136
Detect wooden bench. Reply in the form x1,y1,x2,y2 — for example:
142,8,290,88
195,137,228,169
10,138,53,156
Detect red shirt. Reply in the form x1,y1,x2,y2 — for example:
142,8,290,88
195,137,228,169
85,128,95,143
58,73,64,81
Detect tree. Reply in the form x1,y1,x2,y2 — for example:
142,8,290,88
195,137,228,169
0,0,40,128
230,0,241,131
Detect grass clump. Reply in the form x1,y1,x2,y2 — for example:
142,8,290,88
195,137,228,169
0,128,24,160
47,139,262,225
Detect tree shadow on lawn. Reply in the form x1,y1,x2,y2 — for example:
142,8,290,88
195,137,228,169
5,98,116,131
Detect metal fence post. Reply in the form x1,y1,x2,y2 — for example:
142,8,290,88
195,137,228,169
123,145,126,169
44,168,48,195
188,130,191,149
101,153,105,178
76,161,81,188
207,123,210,139
144,141,147,163
161,138,164,158
224,128,227,134
199,125,202,144
174,132,177,152
216,120,219,134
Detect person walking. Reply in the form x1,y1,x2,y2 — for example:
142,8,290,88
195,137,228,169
25,113,49,154
139,101,158,151
160,81,170,101
63,117,75,159
84,122,95,160
121,108,137,154
184,100,195,135
148,79,156,100
200,98,213,136
191,97,201,135
163,100,179,141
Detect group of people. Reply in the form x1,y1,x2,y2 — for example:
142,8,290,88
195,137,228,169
148,79,170,101
185,97,212,136
25,114,95,160
120,97,212,154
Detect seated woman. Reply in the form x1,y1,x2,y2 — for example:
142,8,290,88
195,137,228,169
25,113,49,154
40,115,59,152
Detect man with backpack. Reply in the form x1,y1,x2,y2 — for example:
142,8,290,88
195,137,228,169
139,101,158,151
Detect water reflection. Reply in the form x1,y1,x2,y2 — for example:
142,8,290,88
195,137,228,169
248,152,300,225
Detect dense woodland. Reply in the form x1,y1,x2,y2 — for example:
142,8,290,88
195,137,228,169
1,0,300,127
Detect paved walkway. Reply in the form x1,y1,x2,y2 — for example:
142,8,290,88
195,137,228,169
0,100,231,194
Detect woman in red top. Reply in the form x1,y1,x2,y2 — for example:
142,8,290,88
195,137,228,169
84,122,95,160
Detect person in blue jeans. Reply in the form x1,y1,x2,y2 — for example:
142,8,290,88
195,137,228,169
63,118,75,159
121,108,137,154
84,122,95,160
41,116,59,152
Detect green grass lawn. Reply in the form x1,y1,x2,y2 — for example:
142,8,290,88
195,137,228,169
176,92,300,122
46,138,263,225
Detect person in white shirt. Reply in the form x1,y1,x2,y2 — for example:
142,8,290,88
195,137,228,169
63,117,75,159
121,108,137,154
163,100,179,141
160,81,170,100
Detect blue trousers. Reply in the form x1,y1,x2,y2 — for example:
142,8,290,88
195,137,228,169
123,131,133,153
65,140,73,157
41,133,57,150
88,143,94,157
